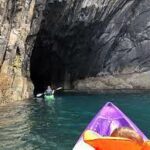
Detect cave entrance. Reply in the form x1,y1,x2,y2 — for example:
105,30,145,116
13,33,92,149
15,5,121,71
30,47,66,95
29,0,71,95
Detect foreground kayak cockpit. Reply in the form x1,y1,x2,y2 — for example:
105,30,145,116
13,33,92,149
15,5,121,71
73,102,148,150
83,130,150,150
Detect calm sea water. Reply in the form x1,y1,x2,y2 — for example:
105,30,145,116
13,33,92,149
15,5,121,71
0,92,150,150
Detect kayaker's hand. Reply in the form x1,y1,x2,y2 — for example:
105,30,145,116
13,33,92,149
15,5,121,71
52,90,55,94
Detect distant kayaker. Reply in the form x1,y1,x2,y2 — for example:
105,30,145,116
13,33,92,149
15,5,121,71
45,85,53,95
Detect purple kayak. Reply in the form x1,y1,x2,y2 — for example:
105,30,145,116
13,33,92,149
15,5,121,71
73,102,148,150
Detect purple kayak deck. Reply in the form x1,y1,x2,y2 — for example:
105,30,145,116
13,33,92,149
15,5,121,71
73,102,148,150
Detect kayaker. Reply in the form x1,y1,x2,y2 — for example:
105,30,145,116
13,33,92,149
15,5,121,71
111,127,144,145
45,85,53,95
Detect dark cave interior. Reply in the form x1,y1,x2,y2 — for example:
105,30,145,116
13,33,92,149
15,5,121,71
30,1,68,95
30,41,66,95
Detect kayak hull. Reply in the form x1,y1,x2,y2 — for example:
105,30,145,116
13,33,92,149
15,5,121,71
44,94,54,101
73,102,148,150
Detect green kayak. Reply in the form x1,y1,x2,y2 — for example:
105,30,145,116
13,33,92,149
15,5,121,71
44,94,55,101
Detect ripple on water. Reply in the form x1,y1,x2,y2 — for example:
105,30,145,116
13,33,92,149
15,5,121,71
0,101,33,149
0,93,150,150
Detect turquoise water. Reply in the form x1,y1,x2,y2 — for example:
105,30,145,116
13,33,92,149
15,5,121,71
0,92,150,150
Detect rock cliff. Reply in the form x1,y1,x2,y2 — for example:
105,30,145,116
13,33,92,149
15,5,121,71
0,0,46,104
31,0,150,92
1,0,150,103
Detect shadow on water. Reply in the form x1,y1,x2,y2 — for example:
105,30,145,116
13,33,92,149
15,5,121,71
0,92,150,150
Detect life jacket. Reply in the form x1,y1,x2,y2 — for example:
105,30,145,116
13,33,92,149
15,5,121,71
83,130,150,150
143,141,150,150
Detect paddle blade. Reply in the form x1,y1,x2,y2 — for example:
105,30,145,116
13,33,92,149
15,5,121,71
36,93,43,97
53,87,63,94
56,87,63,91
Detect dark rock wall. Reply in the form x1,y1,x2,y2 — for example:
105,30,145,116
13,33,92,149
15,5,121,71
0,0,46,103
31,0,150,91
1,0,150,102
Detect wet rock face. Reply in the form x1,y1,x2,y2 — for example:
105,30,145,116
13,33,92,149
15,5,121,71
31,0,150,91
0,0,46,103
1,0,150,102
74,71,150,90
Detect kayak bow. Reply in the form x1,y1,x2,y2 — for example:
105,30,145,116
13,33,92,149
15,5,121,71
44,94,55,101
73,102,148,150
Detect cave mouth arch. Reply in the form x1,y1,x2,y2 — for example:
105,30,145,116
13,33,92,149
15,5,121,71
29,0,100,95
30,45,66,95
30,0,71,95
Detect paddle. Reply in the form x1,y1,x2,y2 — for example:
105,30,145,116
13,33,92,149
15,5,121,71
36,93,43,98
55,87,63,91
52,87,63,94
36,87,63,97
